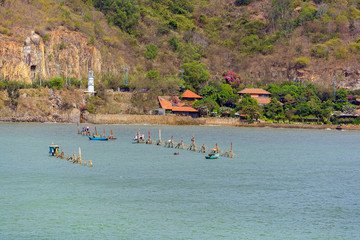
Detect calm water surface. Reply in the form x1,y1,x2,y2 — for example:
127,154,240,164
0,123,359,239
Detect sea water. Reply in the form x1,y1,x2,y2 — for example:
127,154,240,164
0,123,359,239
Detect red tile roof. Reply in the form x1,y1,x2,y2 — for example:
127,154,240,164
238,88,270,95
253,97,271,105
158,96,172,110
158,96,199,112
172,106,199,112
182,90,203,99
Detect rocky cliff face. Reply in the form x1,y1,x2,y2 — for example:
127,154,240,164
0,27,102,83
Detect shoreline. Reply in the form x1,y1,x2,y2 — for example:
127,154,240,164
1,113,360,130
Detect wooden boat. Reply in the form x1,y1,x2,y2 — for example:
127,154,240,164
49,142,60,156
205,153,219,159
133,133,146,143
89,135,108,141
205,148,219,159
174,152,179,155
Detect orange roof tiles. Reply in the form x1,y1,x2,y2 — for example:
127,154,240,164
158,96,172,110
172,106,199,112
238,88,270,95
158,96,199,112
253,97,271,105
182,90,203,99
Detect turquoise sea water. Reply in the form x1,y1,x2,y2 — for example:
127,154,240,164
0,123,359,239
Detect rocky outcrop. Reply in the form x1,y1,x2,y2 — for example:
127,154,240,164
0,27,102,83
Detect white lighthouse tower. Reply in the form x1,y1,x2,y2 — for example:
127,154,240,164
85,70,96,95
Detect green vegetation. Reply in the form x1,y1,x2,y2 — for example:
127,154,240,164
144,44,158,60
2,0,360,125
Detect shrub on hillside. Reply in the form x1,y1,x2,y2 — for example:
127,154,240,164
157,25,170,35
168,20,178,30
45,78,64,90
0,26,10,35
334,47,348,59
349,42,360,54
144,43,158,60
310,44,328,58
324,38,342,50
93,0,140,34
42,34,50,42
168,36,180,52
295,57,310,68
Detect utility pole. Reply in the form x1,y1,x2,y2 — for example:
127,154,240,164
69,64,72,87
65,64,68,86
180,70,184,81
125,66,130,85
334,75,336,98
39,65,42,87
121,65,126,85
56,63,59,79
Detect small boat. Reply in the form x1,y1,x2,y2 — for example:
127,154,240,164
205,148,219,159
49,142,60,156
336,124,342,130
174,152,179,155
89,135,108,141
133,133,146,143
205,153,219,159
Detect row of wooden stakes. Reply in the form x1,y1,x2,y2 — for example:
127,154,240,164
49,143,93,167
137,129,234,158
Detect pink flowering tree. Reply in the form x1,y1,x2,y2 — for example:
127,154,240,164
222,71,242,89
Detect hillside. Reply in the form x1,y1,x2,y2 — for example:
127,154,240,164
2,0,360,91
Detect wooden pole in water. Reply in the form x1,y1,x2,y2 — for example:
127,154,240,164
111,129,113,137
230,142,233,158
103,129,106,138
78,147,82,164
95,127,97,135
158,129,162,145
147,131,152,144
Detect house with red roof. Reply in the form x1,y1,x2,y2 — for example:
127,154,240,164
181,90,203,102
158,96,200,118
237,88,271,105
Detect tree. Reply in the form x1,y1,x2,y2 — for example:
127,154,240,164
217,84,234,106
193,97,219,116
93,0,139,33
181,61,210,91
199,85,218,100
237,94,259,120
283,94,296,107
264,97,284,119
7,81,20,110
336,88,348,102
295,101,311,117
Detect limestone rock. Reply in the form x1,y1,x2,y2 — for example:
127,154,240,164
0,27,102,84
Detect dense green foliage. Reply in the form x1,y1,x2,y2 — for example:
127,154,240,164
93,0,139,33
181,61,210,91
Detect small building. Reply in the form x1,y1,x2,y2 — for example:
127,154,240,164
237,88,271,105
172,106,200,118
181,90,203,102
158,96,200,118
